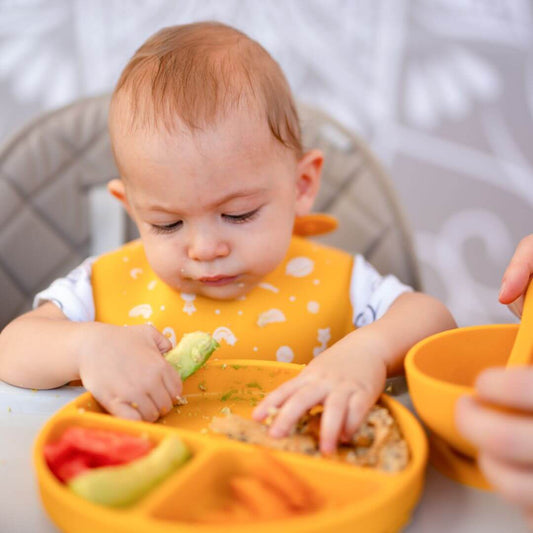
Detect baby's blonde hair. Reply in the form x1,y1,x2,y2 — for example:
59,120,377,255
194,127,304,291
111,21,302,156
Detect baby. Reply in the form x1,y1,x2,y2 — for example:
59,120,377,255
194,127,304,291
0,22,455,454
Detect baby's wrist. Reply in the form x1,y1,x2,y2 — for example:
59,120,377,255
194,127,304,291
345,327,391,369
72,321,111,377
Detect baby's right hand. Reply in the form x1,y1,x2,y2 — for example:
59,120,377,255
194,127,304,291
77,323,182,422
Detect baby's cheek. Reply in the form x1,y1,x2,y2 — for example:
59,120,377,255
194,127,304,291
147,253,183,289
249,239,288,274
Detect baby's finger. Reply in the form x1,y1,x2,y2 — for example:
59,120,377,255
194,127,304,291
320,389,350,454
476,367,533,412
268,383,326,438
252,378,303,421
479,452,533,509
148,377,174,417
343,390,374,438
107,398,142,421
456,396,533,465
161,364,183,404
126,394,160,422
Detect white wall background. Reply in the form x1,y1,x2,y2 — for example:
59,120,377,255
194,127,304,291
0,0,531,327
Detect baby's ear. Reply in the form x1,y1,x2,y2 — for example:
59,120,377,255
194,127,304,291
295,149,323,216
107,179,132,215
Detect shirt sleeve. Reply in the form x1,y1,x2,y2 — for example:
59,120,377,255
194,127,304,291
33,257,96,322
349,254,413,328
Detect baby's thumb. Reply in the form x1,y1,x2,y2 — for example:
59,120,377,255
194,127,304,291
149,326,173,354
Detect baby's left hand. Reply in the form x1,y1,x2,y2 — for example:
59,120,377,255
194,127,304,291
252,332,387,454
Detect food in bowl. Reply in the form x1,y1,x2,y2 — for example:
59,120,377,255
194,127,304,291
210,402,409,472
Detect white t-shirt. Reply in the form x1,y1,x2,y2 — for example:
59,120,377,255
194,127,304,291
34,254,412,327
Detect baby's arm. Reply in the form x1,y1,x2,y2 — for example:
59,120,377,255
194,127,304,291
254,291,455,454
0,302,182,421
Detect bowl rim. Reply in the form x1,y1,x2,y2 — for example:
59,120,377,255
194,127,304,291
404,323,518,395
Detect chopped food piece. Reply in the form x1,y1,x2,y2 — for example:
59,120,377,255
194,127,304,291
68,435,191,507
210,414,317,455
164,331,219,379
209,403,409,472
230,476,291,519
251,451,323,511
199,451,322,524
44,427,153,482
342,405,409,471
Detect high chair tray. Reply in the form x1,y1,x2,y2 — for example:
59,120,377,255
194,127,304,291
34,360,428,533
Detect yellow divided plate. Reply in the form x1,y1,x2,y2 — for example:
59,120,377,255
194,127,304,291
34,360,428,533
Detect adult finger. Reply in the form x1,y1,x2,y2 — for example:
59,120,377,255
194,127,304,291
252,378,304,421
476,367,533,412
526,509,533,531
456,396,533,465
499,235,533,305
268,383,327,439
479,452,533,509
320,388,351,454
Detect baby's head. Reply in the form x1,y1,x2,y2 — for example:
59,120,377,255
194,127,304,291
108,22,322,300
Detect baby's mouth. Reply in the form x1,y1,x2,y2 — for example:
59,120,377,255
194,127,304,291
197,275,239,287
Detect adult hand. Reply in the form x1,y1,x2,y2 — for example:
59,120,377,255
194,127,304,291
456,367,533,524
499,234,533,317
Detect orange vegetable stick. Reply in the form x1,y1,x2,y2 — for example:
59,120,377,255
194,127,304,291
252,451,323,512
230,475,292,519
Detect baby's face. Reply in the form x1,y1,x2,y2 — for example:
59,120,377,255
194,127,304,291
112,108,305,300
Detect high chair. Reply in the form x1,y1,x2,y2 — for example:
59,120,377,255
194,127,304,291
0,94,421,330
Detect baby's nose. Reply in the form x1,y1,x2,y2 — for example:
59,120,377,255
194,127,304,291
187,231,229,261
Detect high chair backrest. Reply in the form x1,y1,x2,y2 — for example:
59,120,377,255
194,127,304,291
0,94,421,329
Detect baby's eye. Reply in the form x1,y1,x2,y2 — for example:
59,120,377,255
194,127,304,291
151,220,183,234
223,208,260,224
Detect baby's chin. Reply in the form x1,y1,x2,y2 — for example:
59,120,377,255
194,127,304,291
197,286,249,300
166,279,253,301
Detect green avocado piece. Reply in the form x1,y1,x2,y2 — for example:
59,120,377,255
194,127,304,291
67,435,190,507
164,331,219,380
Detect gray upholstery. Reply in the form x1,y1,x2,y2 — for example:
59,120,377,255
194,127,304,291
0,94,421,329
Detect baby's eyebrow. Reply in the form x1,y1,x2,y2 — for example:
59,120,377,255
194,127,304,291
140,188,267,214
210,188,267,208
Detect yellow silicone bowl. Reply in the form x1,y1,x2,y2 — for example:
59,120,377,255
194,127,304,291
405,324,518,458
35,359,428,533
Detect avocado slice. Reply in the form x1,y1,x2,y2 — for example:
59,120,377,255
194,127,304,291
164,331,219,380
68,435,190,507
